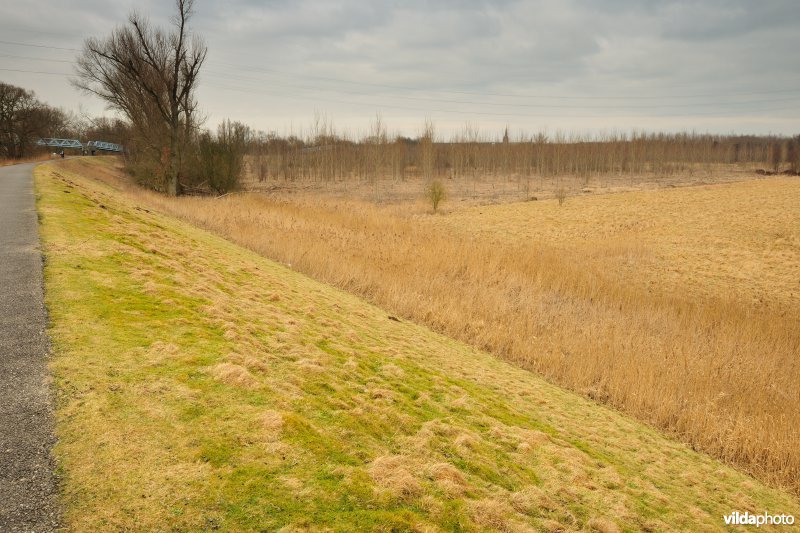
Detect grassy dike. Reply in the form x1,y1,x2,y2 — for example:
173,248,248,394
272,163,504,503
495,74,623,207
35,161,799,531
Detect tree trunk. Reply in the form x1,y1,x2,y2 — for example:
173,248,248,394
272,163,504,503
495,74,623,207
167,118,179,196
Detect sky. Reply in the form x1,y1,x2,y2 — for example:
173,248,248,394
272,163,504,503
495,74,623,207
0,0,798,139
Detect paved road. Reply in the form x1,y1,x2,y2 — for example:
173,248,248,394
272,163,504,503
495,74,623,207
0,162,59,531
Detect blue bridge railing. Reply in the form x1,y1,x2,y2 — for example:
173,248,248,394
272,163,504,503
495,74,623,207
37,138,124,153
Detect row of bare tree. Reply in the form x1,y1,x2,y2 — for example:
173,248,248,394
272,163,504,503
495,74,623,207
246,125,800,184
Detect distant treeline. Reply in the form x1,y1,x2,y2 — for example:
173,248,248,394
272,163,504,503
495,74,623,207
247,125,800,183
4,78,798,191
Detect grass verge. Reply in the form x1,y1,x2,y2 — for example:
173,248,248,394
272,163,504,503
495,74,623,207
36,162,799,530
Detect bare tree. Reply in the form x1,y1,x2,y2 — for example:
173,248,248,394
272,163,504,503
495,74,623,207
73,0,206,195
0,82,70,159
419,118,435,181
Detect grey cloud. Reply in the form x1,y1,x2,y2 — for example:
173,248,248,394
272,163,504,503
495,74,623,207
656,1,798,42
0,0,797,135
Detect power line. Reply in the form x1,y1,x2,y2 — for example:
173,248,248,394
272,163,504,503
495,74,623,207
3,56,798,111
209,60,800,101
2,38,799,102
0,39,80,52
202,71,800,110
0,68,72,77
203,82,800,120
3,66,796,118
0,53,74,63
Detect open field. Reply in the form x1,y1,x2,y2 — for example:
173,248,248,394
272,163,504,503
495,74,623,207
430,177,800,311
59,157,800,496
36,158,800,531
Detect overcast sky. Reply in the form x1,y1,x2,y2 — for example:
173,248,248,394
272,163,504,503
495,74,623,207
1,0,798,139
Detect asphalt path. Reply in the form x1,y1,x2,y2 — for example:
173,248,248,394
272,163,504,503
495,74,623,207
0,162,59,531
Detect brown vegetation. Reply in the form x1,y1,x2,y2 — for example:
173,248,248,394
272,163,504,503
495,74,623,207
238,124,800,208
71,157,800,495
0,152,54,167
243,126,792,188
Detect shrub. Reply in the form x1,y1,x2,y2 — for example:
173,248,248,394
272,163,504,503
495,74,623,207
191,120,249,194
427,180,446,212
555,187,567,206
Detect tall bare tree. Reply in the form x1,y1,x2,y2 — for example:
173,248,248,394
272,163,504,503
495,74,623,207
0,82,70,159
73,0,206,195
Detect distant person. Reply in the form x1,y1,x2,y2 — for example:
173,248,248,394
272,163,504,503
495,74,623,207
60,151,64,159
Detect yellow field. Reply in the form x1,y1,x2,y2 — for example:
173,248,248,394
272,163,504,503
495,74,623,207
433,179,799,311
61,158,800,495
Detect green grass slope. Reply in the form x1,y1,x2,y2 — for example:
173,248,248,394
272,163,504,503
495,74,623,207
36,162,799,531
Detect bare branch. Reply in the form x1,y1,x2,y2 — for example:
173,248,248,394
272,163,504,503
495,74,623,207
73,0,206,195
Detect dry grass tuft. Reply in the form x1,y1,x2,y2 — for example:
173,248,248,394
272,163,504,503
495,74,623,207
468,498,514,530
427,462,470,496
587,517,622,533
540,518,569,532
368,455,422,500
227,352,271,373
511,486,558,515
380,363,405,378
453,432,478,452
146,341,180,360
261,410,284,440
208,362,260,389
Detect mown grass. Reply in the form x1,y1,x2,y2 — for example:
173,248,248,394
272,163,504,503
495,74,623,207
37,161,800,531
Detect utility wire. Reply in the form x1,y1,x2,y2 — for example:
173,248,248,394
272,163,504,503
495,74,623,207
0,53,74,63
2,39,799,102
3,59,798,111
209,60,800,101
0,39,80,52
0,68,72,77
201,71,800,110
203,82,800,119
2,66,796,118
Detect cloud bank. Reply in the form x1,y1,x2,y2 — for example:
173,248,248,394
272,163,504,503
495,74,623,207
1,0,797,136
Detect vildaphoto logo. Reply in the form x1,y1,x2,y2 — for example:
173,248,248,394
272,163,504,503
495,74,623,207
723,511,795,527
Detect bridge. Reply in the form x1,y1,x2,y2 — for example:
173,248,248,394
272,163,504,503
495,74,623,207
36,138,124,153
85,140,123,152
